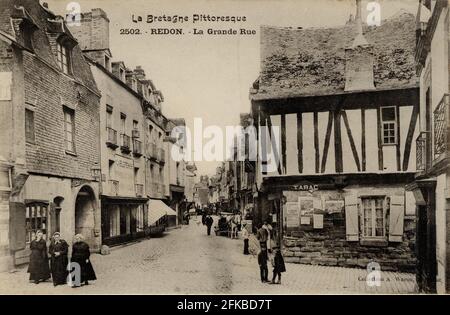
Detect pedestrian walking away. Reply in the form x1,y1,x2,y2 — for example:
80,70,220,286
257,250,269,283
242,224,250,255
205,214,214,236
270,247,286,284
49,232,69,286
27,230,51,284
70,234,97,287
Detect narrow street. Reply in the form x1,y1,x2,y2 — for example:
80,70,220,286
0,217,418,294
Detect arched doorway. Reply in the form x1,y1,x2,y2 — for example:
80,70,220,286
75,185,96,248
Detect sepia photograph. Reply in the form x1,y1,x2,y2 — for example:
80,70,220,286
0,0,449,301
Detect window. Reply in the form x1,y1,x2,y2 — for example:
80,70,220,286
56,42,70,74
21,23,34,51
120,113,126,135
63,107,75,153
25,109,35,143
105,55,110,71
133,120,138,130
361,197,387,238
25,203,48,243
108,160,115,179
134,167,139,184
136,205,144,232
149,125,154,143
381,106,397,145
106,106,113,129
119,68,125,81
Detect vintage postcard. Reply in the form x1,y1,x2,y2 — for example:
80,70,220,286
0,0,448,299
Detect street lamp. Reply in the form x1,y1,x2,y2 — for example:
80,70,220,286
90,163,102,181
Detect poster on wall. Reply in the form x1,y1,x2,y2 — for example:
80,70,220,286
299,197,314,216
324,200,345,214
300,216,311,225
285,202,300,228
313,214,324,229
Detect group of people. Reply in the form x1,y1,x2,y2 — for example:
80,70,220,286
27,230,97,288
256,221,286,284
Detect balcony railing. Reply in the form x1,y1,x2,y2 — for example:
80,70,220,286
434,94,449,162
120,134,131,153
416,131,428,171
109,180,119,196
133,139,142,157
135,183,144,197
106,127,118,149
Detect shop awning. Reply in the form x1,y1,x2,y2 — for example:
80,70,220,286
148,200,177,225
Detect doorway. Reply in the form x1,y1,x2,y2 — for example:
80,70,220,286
75,185,96,248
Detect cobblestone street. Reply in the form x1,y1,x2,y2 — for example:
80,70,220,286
0,217,418,294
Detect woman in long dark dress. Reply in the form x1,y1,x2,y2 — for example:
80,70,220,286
49,232,69,286
27,230,51,284
71,234,96,287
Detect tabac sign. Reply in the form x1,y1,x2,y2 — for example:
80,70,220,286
291,184,319,193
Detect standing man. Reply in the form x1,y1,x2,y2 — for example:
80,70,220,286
205,214,214,236
256,223,268,253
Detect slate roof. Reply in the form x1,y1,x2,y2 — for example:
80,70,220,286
252,12,418,100
0,0,98,93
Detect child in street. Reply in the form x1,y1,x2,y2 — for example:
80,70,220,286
270,247,286,284
257,250,269,283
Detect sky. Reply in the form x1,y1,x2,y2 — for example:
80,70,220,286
46,0,418,176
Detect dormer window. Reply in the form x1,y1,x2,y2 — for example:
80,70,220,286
56,42,71,74
119,68,125,81
20,21,35,51
105,55,111,71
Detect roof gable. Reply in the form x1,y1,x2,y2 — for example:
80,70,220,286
254,12,418,100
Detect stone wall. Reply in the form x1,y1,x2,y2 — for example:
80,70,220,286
282,211,416,273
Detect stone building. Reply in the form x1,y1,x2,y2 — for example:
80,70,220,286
165,118,186,224
0,0,101,270
184,163,198,205
69,8,149,246
68,8,184,244
407,0,450,294
250,0,419,272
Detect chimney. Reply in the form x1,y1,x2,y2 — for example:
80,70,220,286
133,66,146,80
67,8,110,51
66,8,111,68
344,0,375,92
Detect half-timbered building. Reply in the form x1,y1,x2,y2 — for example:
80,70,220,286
250,1,419,272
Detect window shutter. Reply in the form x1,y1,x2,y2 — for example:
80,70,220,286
9,202,26,251
345,195,359,241
389,195,405,242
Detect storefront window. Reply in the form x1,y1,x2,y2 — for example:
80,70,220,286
136,205,144,232
25,203,48,243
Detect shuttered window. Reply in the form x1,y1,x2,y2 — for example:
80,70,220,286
361,197,387,238
63,107,75,153
56,42,70,74
25,109,35,143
